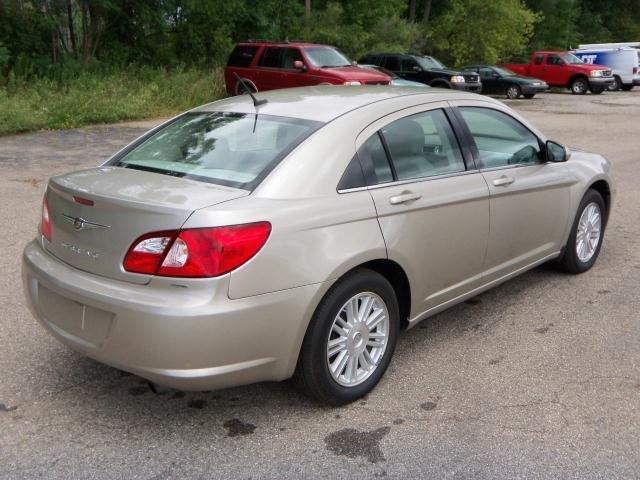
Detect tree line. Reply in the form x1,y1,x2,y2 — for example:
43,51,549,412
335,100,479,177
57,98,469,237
1,0,638,79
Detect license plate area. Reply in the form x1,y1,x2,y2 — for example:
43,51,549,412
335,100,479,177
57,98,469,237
38,284,114,348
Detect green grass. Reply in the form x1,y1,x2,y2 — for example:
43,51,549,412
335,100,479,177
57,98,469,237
0,67,227,135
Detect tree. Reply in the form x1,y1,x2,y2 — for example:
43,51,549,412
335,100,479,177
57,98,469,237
427,0,541,66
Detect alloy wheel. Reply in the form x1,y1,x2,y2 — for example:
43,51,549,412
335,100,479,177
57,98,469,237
326,292,390,387
576,202,602,262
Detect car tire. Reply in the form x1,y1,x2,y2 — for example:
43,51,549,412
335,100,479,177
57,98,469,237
608,76,622,91
621,84,634,91
590,87,604,94
293,268,400,405
570,77,588,95
506,84,521,99
523,93,535,99
556,189,606,274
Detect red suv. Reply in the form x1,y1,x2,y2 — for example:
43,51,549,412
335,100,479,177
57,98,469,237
224,41,390,94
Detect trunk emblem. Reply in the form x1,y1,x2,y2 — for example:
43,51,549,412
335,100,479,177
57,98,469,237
61,214,110,232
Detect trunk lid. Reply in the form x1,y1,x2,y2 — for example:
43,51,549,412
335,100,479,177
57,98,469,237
44,166,248,284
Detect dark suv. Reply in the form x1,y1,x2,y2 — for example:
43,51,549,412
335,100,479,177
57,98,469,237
224,41,390,94
358,53,482,92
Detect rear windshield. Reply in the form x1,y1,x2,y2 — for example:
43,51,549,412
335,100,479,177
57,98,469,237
112,112,322,190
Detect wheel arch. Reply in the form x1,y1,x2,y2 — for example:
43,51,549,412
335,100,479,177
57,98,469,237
568,73,589,88
587,179,611,225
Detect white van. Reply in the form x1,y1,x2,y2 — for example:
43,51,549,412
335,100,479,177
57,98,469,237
572,45,640,91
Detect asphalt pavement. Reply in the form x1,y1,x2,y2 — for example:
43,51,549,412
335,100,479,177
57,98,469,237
1,91,639,479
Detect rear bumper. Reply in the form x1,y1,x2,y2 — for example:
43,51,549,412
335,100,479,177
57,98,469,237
22,239,325,391
453,82,482,93
588,77,615,89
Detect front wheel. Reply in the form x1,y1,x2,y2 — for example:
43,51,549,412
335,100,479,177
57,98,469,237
557,189,606,274
293,268,400,405
570,77,588,95
608,76,622,91
506,84,521,99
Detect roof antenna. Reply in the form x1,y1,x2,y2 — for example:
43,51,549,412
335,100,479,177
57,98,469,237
233,73,268,107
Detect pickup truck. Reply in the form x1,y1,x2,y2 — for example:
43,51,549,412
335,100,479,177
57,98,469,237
502,51,615,94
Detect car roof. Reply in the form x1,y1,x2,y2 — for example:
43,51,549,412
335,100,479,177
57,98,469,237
192,86,495,122
236,41,331,48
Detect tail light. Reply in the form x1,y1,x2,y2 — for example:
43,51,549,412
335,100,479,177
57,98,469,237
634,67,638,74
41,195,53,242
123,223,271,278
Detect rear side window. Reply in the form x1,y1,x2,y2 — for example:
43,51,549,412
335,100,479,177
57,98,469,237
227,46,259,67
384,56,401,70
534,54,544,65
358,133,393,184
381,110,465,181
112,112,322,190
259,47,284,68
458,107,542,168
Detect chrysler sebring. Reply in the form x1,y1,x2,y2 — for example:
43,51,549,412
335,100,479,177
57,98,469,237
22,86,613,404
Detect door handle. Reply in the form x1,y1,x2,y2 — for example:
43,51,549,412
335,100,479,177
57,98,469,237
492,176,515,187
389,191,422,205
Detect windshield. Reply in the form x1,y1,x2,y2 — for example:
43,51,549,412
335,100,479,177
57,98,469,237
112,112,322,189
561,53,584,64
304,47,351,67
494,66,516,76
415,56,445,69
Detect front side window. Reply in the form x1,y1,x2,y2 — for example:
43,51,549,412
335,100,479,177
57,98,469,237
546,54,563,65
401,58,418,71
479,67,495,79
303,47,351,68
112,112,322,189
381,109,465,181
282,48,304,69
458,107,542,169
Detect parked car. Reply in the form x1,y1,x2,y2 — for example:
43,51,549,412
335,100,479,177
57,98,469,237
359,64,428,87
502,51,615,94
358,53,482,92
571,46,640,91
224,41,390,94
23,87,613,405
461,64,548,99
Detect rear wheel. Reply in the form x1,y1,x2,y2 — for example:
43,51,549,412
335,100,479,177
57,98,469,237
294,268,400,405
506,84,521,99
557,189,606,274
621,84,634,91
570,77,588,95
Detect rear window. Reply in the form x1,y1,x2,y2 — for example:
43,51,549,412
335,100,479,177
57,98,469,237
227,46,259,67
112,112,322,190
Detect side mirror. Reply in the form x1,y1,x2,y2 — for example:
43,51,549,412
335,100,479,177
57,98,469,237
412,65,422,72
492,73,500,78
546,140,571,162
293,60,307,71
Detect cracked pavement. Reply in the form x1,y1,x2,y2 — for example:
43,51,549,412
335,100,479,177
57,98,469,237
1,91,639,479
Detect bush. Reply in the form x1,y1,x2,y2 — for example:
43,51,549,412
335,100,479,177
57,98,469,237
0,67,226,135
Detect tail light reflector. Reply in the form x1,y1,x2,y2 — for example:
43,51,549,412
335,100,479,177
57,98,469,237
41,195,53,242
123,222,271,278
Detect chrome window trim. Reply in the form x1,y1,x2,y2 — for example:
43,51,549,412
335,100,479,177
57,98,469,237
337,168,481,194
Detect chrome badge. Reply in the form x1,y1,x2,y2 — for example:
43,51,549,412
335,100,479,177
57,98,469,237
61,214,110,232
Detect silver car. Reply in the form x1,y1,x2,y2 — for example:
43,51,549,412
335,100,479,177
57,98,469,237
22,86,614,404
